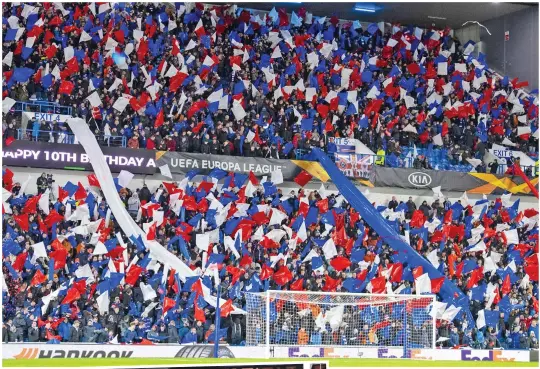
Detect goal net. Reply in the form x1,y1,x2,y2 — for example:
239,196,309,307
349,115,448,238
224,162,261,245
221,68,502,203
245,291,436,358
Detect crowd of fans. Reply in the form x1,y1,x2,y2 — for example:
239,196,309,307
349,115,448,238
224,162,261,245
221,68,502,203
2,2,538,170
2,168,538,349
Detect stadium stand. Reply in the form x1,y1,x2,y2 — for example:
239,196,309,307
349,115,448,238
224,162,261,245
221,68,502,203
1,1,538,353
2,2,538,173
2,165,538,348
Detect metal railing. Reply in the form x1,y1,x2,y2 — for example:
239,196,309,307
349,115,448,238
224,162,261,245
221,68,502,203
17,129,127,147
11,100,72,115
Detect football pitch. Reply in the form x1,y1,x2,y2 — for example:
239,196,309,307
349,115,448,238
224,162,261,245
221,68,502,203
2,358,537,367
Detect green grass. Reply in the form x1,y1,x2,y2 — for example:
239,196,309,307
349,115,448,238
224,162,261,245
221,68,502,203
2,357,537,367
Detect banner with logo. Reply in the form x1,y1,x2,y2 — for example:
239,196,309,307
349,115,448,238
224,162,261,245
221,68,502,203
3,344,265,360
374,167,539,196
156,152,300,179
275,347,530,361
3,141,156,174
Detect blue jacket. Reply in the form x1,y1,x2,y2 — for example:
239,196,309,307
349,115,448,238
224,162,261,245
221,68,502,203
58,322,71,341
449,332,460,347
182,332,197,344
123,329,137,343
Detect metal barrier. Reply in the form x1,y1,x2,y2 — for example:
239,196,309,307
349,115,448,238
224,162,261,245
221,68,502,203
11,100,72,115
17,129,127,147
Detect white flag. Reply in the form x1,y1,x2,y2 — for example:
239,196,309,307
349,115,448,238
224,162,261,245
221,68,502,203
112,97,130,113
322,238,337,260
271,169,284,185
159,164,172,179
86,91,102,108
97,291,110,314
140,283,157,301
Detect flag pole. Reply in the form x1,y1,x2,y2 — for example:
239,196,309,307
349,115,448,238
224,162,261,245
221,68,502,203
213,284,222,358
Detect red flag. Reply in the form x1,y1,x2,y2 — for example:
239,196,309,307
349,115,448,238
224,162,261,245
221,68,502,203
44,30,54,44
45,330,62,341
49,15,63,26
220,299,235,317
431,277,445,293
466,267,484,290
22,196,40,214
13,252,28,271
239,254,253,268
137,38,148,62
410,210,425,228
194,301,206,322
31,269,47,286
50,248,68,270
316,104,329,118
192,279,204,296
456,261,464,278
316,198,329,213
194,20,206,38
260,264,274,280
169,72,188,92
72,280,87,294
187,100,209,119
58,80,74,95
442,122,449,137
13,214,29,231
407,63,420,75
443,209,453,224
44,209,64,228
369,276,386,294
389,263,404,283
87,174,100,188
501,274,511,295
290,278,304,291
5,136,15,146
125,265,143,286
294,170,313,187
74,182,87,201
330,256,351,271
62,287,81,305
248,171,259,185
154,109,164,128
412,266,424,279
273,265,293,286
147,222,157,240
163,297,175,315
44,44,58,59
323,275,341,292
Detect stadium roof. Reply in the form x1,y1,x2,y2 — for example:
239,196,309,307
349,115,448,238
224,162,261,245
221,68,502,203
238,2,535,29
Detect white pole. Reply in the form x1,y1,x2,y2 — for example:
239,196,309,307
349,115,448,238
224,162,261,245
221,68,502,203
265,290,271,359
432,295,437,356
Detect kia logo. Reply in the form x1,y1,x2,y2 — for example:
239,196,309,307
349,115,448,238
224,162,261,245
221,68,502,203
408,172,432,187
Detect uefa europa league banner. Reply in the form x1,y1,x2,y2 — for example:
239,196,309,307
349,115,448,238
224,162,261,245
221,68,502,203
155,151,302,179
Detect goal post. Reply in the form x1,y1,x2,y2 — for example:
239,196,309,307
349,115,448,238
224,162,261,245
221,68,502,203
244,291,436,359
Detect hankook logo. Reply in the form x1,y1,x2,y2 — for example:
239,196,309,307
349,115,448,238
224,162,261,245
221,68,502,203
408,172,432,187
13,348,133,359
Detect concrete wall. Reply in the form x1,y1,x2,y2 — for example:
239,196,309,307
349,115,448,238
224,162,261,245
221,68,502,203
480,6,539,91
